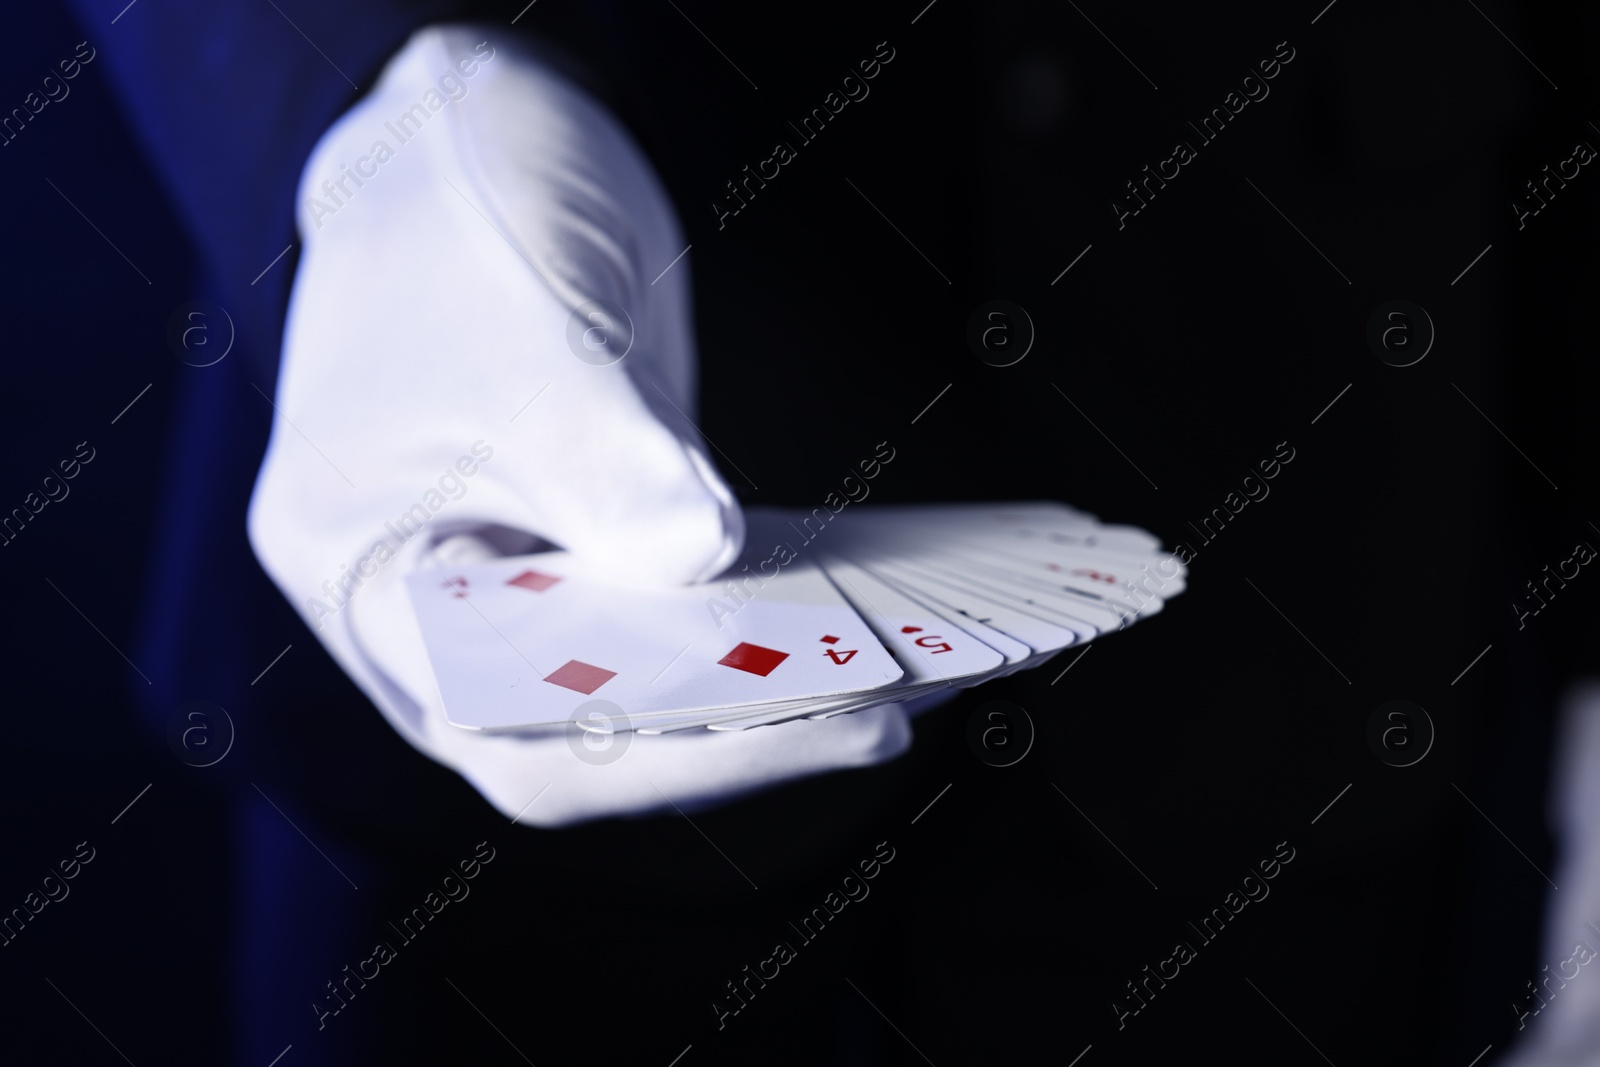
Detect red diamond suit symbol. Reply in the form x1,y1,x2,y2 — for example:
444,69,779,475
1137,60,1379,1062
717,642,789,677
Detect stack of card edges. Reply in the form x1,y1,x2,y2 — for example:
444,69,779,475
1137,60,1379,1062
405,502,1184,734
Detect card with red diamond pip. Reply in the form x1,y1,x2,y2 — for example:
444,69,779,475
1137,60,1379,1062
404,504,1185,733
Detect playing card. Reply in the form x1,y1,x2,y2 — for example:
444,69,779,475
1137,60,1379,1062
855,501,1167,555
605,546,1006,734
824,557,1036,673
403,500,1182,735
842,504,1186,591
817,553,1007,683
849,544,1140,636
848,554,1089,659
405,546,902,731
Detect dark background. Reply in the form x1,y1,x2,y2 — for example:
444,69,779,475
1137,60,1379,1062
1,0,1595,1064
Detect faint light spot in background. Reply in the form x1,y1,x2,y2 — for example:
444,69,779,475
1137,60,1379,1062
997,54,1070,138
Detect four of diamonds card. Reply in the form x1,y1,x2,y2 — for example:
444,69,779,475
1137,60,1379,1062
404,503,1185,734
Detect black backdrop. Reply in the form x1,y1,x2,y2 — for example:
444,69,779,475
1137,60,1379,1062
1,1,1595,1064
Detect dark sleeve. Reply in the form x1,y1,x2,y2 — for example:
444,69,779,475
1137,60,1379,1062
61,0,488,364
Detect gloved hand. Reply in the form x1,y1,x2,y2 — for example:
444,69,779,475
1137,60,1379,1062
247,24,919,827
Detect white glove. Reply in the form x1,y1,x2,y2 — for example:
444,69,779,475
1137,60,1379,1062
247,24,917,827
1495,680,1600,1067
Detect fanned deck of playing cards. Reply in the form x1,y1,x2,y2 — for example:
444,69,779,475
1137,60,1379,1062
404,503,1185,734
